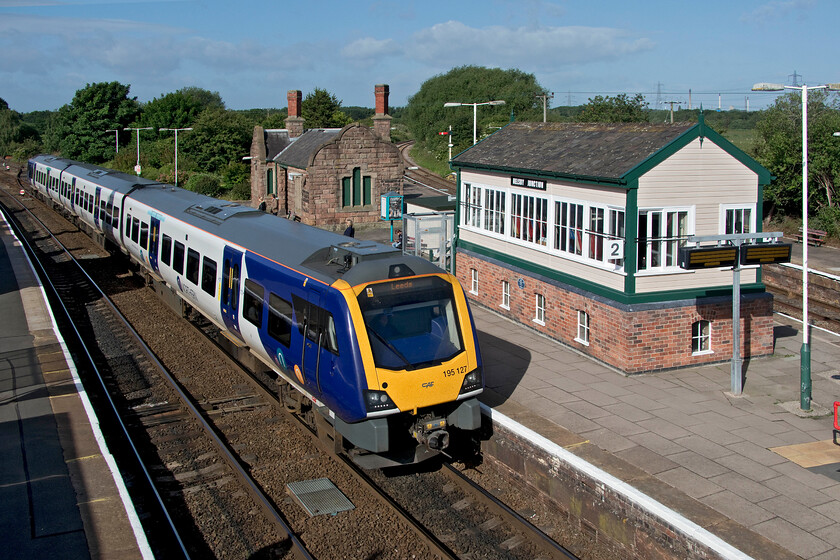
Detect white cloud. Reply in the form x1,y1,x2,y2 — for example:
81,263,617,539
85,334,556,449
408,21,654,68
741,0,816,23
342,37,397,61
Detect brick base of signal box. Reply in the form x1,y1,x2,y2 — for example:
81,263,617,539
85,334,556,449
456,251,775,374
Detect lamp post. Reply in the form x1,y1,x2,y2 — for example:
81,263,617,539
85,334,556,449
105,129,120,153
124,127,153,176
752,81,840,411
443,100,505,145
159,127,192,187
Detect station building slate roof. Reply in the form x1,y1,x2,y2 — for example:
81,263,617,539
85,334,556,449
273,128,341,169
264,129,292,160
451,121,695,182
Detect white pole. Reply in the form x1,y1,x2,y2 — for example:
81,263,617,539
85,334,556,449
473,103,478,145
801,85,811,410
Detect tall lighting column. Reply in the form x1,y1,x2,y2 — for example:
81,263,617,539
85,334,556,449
443,100,505,145
124,127,153,176
159,127,193,188
752,81,840,411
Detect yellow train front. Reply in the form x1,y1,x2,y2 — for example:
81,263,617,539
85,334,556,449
330,263,483,469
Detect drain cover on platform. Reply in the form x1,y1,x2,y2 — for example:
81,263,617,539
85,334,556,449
286,478,354,517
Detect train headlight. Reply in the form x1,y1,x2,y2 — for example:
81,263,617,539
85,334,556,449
364,390,397,412
459,368,483,395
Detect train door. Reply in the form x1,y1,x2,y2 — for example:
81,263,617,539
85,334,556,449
148,217,161,273
220,246,243,337
295,290,337,395
93,187,102,229
69,178,76,212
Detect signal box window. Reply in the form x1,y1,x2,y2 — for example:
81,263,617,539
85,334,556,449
534,293,546,325
242,279,264,327
501,280,510,310
692,320,712,355
201,257,217,297
576,310,590,345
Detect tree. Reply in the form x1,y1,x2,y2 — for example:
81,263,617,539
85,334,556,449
139,88,218,134
301,88,353,128
179,108,251,174
404,66,545,158
0,98,43,158
47,82,140,163
754,91,840,216
577,93,649,123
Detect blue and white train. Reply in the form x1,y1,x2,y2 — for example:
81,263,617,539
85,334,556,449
28,155,483,468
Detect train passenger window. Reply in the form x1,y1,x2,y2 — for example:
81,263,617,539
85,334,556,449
139,222,149,250
201,257,217,297
125,214,132,237
242,279,264,327
173,242,185,275
131,217,140,243
112,208,119,230
100,200,107,222
160,235,172,266
186,249,200,285
267,293,293,347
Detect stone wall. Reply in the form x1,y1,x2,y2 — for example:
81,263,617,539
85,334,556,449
296,123,403,229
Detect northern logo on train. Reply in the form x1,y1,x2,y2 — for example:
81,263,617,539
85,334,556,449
276,348,287,370
293,364,305,384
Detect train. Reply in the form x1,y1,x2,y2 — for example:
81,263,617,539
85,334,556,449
27,155,483,468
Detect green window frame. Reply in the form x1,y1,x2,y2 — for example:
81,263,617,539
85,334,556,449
342,167,371,207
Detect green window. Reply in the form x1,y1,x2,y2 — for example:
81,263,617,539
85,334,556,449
342,167,371,207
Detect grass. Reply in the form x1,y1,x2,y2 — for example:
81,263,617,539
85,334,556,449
408,144,452,177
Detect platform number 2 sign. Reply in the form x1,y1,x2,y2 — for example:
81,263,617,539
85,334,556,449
607,239,624,260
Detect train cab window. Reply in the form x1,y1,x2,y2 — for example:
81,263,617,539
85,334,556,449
186,249,200,285
173,242,185,275
160,235,172,266
267,293,293,347
139,222,149,250
131,217,140,243
201,257,217,297
242,279,264,327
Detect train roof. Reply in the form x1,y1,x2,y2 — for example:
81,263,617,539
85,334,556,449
127,184,442,287
29,155,443,287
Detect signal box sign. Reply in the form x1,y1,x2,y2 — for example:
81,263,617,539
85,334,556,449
740,243,792,266
678,246,738,270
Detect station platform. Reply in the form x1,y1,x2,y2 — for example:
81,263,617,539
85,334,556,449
470,244,840,560
0,212,150,559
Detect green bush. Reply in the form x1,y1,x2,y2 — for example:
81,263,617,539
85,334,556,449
814,206,840,238
185,173,221,196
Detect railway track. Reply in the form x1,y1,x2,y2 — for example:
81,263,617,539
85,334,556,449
0,185,305,559
2,163,608,559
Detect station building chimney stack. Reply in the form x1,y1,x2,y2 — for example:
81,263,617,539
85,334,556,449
285,90,304,138
372,84,392,142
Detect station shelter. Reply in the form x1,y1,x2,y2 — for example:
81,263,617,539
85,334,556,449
449,116,775,374
248,85,403,231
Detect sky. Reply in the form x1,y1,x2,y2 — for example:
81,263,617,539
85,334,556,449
1,0,837,114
